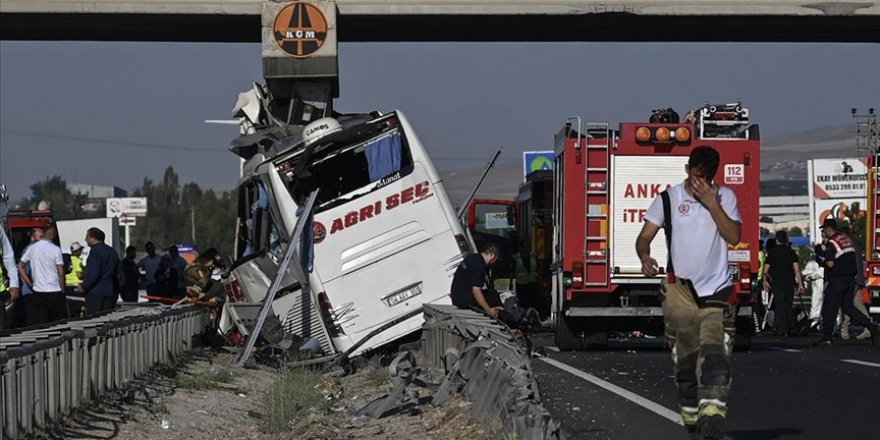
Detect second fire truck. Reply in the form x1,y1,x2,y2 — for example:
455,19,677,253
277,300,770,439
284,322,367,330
551,103,761,349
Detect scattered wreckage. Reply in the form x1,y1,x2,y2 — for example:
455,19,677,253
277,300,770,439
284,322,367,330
218,83,475,363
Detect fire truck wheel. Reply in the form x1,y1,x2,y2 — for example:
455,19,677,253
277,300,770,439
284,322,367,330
733,334,752,352
555,316,583,351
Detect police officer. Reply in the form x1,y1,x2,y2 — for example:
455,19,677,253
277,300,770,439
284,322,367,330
814,218,876,346
65,242,85,317
637,146,741,440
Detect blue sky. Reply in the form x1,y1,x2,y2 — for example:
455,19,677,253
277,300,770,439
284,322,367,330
1,41,878,199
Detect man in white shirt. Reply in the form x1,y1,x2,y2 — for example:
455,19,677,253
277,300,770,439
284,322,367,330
636,146,741,440
17,225,66,326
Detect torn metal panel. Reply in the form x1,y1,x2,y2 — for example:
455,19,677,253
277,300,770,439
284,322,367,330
421,305,565,439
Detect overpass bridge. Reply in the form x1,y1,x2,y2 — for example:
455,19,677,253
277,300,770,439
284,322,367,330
2,1,879,42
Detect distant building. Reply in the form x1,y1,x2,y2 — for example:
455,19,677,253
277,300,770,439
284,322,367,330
67,183,127,212
67,183,127,199
759,180,810,234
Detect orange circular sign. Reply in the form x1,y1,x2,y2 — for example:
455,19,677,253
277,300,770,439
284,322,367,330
273,2,328,58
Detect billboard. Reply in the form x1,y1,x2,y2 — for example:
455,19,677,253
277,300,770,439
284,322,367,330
808,158,868,199
812,198,866,237
106,197,148,218
523,151,554,179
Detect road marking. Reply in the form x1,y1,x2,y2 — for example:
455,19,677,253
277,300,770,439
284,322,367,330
545,346,560,352
539,356,683,426
768,347,803,353
841,359,880,368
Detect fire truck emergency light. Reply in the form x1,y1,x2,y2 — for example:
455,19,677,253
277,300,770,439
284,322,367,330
635,126,691,144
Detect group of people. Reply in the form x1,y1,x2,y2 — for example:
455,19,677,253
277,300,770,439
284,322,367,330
0,223,227,329
448,145,875,440
759,220,876,344
0,225,119,328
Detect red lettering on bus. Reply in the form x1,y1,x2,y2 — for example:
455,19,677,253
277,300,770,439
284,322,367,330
331,218,344,234
345,212,359,227
386,194,400,210
359,204,374,221
401,187,415,204
415,181,429,197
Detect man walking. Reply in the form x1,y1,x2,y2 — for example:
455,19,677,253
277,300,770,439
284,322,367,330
837,225,872,340
762,230,804,336
17,225,66,326
637,146,741,440
814,219,876,346
76,228,119,315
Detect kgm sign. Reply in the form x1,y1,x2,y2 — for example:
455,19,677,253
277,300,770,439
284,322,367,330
273,2,328,58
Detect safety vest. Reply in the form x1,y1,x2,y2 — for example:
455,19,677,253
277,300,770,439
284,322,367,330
66,255,84,287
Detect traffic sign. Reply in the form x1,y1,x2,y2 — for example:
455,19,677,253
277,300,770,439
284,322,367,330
106,197,148,218
523,151,555,179
118,216,137,226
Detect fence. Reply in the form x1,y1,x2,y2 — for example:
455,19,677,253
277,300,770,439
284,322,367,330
1,304,209,439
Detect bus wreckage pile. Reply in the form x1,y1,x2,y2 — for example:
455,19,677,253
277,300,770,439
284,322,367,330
208,83,562,438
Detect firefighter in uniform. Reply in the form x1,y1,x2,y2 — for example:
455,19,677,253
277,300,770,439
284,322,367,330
637,146,741,440
184,248,224,306
814,218,876,346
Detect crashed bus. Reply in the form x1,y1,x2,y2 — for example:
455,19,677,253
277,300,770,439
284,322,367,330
223,110,470,356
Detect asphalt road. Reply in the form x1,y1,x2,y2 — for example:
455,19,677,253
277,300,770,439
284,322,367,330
530,334,879,440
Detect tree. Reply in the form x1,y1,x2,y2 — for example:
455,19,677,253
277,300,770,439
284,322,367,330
788,226,804,237
22,175,91,220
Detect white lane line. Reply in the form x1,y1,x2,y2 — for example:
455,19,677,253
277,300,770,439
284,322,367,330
841,359,880,368
768,347,803,353
545,346,560,352
539,356,683,426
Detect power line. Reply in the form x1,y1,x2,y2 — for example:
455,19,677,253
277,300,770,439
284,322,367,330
0,129,229,154
1,128,524,163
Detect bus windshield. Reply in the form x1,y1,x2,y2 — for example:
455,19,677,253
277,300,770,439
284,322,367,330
276,119,414,212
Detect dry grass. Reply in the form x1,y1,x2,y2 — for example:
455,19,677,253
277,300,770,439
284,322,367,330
260,367,333,434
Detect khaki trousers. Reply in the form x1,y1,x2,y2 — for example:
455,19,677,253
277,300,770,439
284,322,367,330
662,278,735,430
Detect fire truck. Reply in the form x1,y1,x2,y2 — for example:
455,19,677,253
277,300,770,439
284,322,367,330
551,103,761,349
862,155,880,320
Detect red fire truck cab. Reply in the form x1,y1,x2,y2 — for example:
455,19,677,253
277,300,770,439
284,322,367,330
552,104,761,349
863,154,880,320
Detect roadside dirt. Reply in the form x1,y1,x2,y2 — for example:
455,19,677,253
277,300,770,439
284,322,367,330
30,350,497,440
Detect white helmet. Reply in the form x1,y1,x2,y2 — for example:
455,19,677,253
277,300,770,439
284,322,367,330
302,117,342,146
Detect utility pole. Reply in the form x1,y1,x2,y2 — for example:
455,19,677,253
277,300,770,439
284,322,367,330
190,207,196,244
853,107,879,154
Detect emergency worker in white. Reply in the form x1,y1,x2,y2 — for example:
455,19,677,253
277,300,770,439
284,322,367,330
636,146,741,440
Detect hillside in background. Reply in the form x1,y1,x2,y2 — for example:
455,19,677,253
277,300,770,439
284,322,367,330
441,124,859,205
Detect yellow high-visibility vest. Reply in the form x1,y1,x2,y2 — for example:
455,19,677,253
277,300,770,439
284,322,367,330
66,255,84,287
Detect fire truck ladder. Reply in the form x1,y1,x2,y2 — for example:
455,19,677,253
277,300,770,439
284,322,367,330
583,121,611,288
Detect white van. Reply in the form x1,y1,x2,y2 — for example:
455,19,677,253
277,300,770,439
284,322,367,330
223,111,470,356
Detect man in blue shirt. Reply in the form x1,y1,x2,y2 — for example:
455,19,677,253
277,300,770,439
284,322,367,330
76,227,119,315
138,241,161,295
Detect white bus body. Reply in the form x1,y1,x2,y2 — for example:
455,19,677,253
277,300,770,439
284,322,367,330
223,111,469,356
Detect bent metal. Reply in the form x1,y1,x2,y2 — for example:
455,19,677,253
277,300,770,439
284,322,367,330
329,181,433,234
